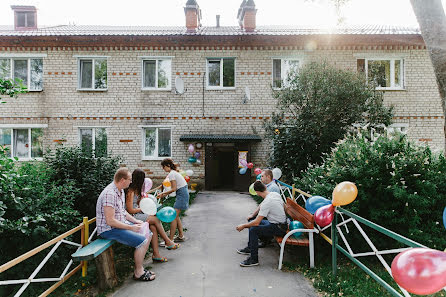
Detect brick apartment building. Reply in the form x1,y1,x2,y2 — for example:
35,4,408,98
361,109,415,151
0,0,443,190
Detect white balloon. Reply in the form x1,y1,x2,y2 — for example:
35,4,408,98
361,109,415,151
185,169,194,176
195,159,201,165
272,168,282,180
140,198,157,215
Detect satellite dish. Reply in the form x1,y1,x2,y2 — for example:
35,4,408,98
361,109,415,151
175,76,185,94
243,86,250,104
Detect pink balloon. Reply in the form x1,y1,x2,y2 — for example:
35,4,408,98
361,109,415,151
391,248,446,295
254,168,262,175
240,159,248,167
314,204,334,227
247,162,254,169
143,178,153,193
188,144,195,153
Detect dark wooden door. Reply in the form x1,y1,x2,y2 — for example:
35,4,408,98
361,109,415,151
205,143,215,190
233,142,251,192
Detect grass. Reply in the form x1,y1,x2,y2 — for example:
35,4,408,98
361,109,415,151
49,191,198,297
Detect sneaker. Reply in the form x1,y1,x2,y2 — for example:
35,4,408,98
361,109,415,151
174,235,187,242
159,241,165,247
236,247,251,255
240,257,259,267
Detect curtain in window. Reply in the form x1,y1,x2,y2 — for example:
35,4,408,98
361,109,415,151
13,129,28,158
158,60,171,88
80,60,93,89
145,129,156,157
208,60,220,86
273,59,282,88
30,59,43,90
158,128,171,157
144,61,156,88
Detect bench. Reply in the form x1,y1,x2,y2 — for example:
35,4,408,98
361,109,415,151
71,238,117,289
275,197,319,269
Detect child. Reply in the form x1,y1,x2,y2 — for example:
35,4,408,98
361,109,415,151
157,158,189,242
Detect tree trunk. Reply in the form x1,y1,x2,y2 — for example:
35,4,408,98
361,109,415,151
410,0,446,149
94,247,118,290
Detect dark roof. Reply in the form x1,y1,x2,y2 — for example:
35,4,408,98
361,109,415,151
180,134,262,142
0,24,420,37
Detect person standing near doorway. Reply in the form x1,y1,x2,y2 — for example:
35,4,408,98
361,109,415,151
157,158,189,243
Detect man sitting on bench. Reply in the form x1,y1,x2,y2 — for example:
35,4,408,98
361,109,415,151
96,168,155,281
236,181,287,267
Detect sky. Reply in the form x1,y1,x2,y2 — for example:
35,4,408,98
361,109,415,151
0,0,445,28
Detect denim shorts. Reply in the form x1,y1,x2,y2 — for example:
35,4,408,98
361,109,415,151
99,227,148,249
173,186,189,210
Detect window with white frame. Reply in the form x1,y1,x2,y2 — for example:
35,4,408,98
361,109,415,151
0,127,44,159
79,127,107,158
142,127,171,159
78,58,107,90
0,58,43,91
206,58,235,89
272,58,299,89
387,123,408,134
142,58,171,90
358,58,404,90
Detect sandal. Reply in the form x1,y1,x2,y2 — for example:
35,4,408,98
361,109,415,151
174,235,187,242
133,270,155,281
165,243,181,250
152,257,168,263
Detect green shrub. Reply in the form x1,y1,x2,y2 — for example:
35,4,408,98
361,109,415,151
295,130,446,250
264,62,393,181
45,146,122,218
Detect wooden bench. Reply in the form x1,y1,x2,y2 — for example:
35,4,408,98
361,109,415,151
275,197,319,269
71,238,117,289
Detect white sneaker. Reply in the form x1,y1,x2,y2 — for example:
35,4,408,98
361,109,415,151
159,241,166,247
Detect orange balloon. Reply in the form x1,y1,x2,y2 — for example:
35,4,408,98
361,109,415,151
332,181,358,206
162,180,171,188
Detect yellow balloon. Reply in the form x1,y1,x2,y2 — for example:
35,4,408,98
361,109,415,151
249,183,257,196
162,180,171,188
332,181,358,206
180,170,187,177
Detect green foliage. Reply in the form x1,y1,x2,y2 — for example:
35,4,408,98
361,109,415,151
0,78,27,103
45,145,122,218
295,130,446,250
264,62,393,181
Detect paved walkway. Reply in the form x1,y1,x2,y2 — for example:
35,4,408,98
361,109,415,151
111,191,317,297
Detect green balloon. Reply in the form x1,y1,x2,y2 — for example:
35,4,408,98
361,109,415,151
249,183,257,196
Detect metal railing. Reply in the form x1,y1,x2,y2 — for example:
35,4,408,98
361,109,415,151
274,180,440,297
0,217,95,297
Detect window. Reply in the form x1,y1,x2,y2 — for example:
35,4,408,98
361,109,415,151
0,127,43,160
17,12,36,28
206,58,235,89
78,58,107,90
272,59,299,89
387,123,408,134
79,128,107,157
142,127,171,159
0,58,43,91
142,58,171,90
358,58,404,90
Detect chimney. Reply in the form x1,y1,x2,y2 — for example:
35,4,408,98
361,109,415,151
237,0,257,32
11,5,37,31
184,0,202,32
216,15,220,28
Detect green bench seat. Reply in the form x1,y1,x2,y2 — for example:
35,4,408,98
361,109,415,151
72,239,115,261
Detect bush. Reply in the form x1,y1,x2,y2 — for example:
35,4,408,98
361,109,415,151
295,130,446,250
0,147,80,297
45,146,122,218
264,62,393,181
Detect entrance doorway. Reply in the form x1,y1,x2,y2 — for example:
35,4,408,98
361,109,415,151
205,142,252,191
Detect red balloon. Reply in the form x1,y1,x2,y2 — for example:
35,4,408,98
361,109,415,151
391,248,446,295
254,168,262,175
314,204,334,227
184,176,191,183
247,162,254,169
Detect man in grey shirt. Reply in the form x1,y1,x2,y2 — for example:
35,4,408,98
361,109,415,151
236,181,287,267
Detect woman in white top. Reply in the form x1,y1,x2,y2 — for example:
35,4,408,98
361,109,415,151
157,158,190,242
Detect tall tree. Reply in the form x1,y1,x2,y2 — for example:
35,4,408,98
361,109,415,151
410,0,446,148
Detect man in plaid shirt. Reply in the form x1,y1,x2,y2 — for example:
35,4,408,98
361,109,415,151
96,168,155,281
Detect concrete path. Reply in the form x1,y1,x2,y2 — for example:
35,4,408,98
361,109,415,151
111,191,318,297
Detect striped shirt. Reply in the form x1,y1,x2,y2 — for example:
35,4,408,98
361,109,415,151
96,182,128,235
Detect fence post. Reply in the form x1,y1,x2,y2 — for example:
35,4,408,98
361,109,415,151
331,209,337,278
81,217,89,281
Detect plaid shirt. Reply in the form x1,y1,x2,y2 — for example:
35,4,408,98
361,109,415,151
96,182,128,235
